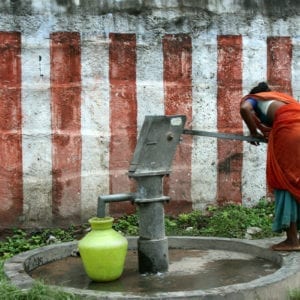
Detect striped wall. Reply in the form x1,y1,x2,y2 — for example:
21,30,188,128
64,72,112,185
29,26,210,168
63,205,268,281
0,3,299,227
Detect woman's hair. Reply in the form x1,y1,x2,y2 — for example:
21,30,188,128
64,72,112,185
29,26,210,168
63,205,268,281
249,82,271,94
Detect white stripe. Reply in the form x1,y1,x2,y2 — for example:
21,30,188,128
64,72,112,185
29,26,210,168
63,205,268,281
242,36,268,206
136,36,165,131
81,34,110,220
292,36,300,101
21,34,53,225
191,35,218,210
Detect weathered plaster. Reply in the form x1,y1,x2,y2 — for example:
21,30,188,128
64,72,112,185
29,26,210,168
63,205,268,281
0,0,299,227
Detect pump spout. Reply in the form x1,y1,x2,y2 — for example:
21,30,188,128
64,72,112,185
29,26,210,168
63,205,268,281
97,193,136,217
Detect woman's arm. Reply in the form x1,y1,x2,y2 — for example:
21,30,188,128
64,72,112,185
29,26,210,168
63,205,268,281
240,100,265,145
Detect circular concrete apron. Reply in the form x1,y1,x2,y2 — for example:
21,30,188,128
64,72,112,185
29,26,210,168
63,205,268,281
4,236,300,299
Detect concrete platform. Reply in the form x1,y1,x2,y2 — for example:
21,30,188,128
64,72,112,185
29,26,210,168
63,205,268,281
4,236,300,299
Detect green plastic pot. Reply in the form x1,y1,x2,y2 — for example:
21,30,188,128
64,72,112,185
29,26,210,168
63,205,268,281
78,216,128,282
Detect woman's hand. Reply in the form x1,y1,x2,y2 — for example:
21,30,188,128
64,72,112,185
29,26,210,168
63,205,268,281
240,101,271,145
250,131,265,146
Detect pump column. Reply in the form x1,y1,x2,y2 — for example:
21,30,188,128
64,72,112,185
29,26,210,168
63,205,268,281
133,175,169,273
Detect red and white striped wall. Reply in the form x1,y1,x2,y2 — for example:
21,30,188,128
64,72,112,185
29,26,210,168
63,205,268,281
0,31,298,227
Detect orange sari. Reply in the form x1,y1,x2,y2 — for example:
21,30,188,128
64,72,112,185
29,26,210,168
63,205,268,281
242,91,300,202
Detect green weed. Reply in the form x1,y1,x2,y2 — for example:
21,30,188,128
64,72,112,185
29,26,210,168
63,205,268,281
289,289,300,300
165,199,278,238
0,258,79,299
113,214,139,235
198,199,277,238
0,227,77,259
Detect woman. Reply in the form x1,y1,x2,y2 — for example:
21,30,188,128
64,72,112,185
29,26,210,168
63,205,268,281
240,82,300,251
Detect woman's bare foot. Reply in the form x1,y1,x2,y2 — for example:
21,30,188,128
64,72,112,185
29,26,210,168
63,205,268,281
271,240,300,251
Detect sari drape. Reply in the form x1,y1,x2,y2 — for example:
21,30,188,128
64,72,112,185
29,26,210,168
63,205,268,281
241,91,300,202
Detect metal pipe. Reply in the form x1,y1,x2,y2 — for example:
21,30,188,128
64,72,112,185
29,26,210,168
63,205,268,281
182,129,267,143
97,193,136,217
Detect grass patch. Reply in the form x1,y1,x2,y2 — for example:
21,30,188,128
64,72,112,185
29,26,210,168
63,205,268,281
0,259,80,299
191,199,277,239
114,198,279,239
290,289,300,300
0,227,79,260
0,280,79,300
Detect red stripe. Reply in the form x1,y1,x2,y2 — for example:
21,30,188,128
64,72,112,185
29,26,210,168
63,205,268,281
109,33,137,216
267,37,292,94
217,35,243,205
50,32,82,225
0,32,22,226
163,34,193,214
266,37,292,197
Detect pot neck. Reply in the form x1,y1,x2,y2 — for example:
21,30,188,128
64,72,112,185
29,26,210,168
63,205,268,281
89,217,114,230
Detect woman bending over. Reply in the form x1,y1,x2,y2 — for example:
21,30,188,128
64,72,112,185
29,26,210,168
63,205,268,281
240,82,300,251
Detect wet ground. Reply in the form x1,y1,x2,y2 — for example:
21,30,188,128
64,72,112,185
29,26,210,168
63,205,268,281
30,249,279,293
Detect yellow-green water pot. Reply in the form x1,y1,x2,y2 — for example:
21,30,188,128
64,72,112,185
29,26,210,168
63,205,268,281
78,216,128,282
